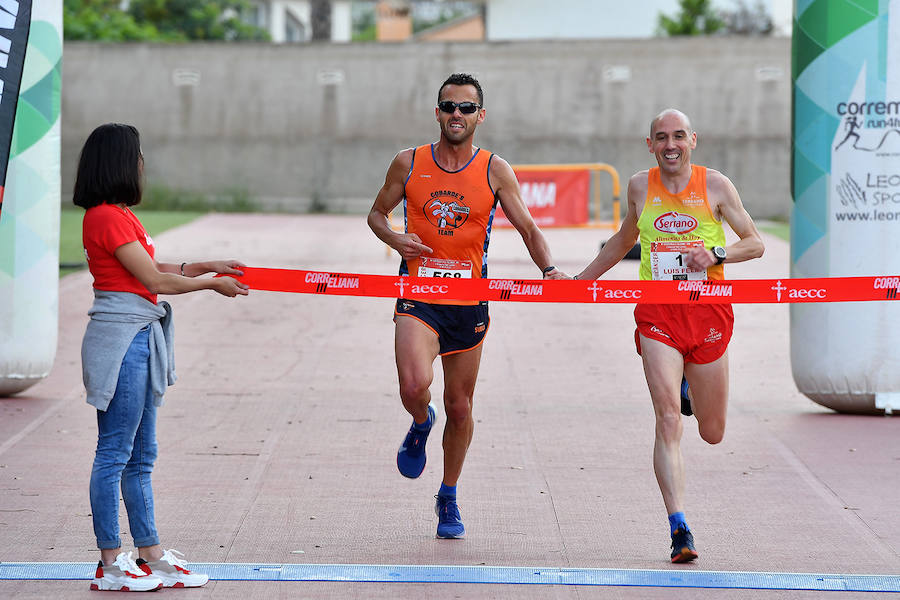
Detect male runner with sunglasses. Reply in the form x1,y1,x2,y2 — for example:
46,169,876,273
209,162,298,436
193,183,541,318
368,73,566,539
574,109,764,562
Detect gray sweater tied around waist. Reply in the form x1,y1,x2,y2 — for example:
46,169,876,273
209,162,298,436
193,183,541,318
81,290,176,411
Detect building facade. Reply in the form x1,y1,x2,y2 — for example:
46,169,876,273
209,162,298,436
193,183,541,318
247,0,353,42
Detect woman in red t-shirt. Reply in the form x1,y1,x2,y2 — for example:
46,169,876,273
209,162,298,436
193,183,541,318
74,123,248,591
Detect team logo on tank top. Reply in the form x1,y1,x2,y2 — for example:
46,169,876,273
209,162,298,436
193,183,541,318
425,190,470,236
683,191,705,206
653,211,698,235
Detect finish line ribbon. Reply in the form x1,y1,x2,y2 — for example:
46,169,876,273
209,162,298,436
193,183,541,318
232,268,900,304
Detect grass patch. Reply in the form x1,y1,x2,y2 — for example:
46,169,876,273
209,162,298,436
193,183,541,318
759,220,789,242
142,185,258,212
60,207,204,276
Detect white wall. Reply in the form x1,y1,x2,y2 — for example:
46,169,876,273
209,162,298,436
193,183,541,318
62,38,792,218
332,1,352,42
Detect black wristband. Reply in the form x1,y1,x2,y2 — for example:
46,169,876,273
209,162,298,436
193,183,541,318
712,246,727,265
542,265,557,275
180,262,187,276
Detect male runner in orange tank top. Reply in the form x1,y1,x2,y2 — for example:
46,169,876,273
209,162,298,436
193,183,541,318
575,109,764,563
368,73,567,539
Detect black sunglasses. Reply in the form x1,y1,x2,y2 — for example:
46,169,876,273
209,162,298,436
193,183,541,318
438,100,481,115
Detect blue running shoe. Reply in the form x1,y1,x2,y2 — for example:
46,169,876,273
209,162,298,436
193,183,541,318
670,527,698,563
396,404,435,479
434,495,465,539
680,376,693,417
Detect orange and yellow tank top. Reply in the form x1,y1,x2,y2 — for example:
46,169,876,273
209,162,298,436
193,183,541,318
401,144,498,305
637,165,726,281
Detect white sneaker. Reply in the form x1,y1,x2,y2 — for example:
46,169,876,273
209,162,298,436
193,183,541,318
137,549,209,588
90,551,163,592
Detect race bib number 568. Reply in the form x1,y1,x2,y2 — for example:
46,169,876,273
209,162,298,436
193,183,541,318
418,257,473,278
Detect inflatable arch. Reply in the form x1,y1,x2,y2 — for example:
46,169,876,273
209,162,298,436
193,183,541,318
0,0,62,396
791,0,900,414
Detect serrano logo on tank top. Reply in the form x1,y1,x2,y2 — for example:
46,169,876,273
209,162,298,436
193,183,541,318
653,211,698,235
425,190,470,236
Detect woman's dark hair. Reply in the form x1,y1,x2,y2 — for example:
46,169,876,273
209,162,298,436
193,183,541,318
72,123,143,209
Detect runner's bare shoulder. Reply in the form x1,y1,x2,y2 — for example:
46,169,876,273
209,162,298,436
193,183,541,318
628,170,651,196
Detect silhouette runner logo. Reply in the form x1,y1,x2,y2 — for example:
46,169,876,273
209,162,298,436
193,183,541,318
834,110,900,153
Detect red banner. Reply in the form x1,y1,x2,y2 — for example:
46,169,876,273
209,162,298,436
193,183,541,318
231,268,900,305
494,169,590,227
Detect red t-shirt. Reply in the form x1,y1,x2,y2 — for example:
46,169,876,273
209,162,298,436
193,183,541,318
83,203,157,304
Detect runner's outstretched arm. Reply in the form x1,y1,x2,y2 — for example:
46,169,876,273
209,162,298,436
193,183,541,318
576,171,645,280
491,157,567,279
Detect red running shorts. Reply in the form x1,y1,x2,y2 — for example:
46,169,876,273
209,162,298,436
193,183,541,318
634,303,734,364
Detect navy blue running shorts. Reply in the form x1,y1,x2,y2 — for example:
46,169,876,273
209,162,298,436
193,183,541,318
394,299,489,356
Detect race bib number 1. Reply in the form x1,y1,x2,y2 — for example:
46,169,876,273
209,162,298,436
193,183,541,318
418,257,473,278
650,240,706,281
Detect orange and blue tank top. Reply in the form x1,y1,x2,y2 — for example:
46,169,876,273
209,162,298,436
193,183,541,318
401,144,498,305
637,165,726,281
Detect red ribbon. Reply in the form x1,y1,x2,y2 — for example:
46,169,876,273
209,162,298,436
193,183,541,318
230,267,900,304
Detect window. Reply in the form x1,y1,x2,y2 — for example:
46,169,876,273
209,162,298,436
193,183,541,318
285,11,307,42
246,2,268,28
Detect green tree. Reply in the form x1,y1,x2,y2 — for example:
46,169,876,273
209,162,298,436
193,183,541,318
657,0,725,36
351,2,375,41
64,0,270,41
64,0,162,41
128,0,269,41
720,0,774,35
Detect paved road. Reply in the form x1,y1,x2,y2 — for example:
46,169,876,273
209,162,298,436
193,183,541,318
1,215,898,599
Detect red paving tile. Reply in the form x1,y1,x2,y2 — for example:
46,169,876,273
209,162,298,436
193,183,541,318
1,215,898,599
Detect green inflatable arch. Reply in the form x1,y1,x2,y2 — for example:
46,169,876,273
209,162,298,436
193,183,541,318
0,1,62,396
791,0,900,414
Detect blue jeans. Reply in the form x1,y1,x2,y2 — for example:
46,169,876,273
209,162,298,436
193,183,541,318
89,326,160,549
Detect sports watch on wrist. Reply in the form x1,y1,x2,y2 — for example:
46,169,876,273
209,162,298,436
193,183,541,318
712,246,727,265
